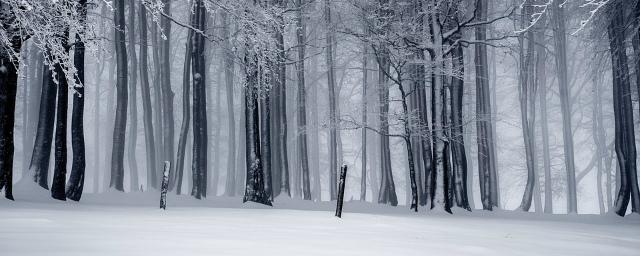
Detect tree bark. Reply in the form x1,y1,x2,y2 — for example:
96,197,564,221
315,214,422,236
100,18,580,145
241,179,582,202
0,4,24,199
51,31,70,201
175,13,193,195
191,0,207,199
518,0,538,211
608,3,640,216
324,0,339,200
294,0,311,201
66,0,88,201
450,45,470,211
551,0,577,213
161,0,176,189
242,49,271,206
474,0,498,210
220,11,237,197
138,2,157,191
28,56,56,190
126,0,139,192
110,0,128,191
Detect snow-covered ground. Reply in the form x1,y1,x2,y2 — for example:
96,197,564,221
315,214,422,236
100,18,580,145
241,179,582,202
1,192,639,256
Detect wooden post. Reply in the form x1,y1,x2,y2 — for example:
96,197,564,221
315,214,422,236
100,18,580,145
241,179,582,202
160,161,170,210
335,165,348,218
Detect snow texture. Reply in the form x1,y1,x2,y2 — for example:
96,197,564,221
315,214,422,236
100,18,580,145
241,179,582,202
1,191,639,256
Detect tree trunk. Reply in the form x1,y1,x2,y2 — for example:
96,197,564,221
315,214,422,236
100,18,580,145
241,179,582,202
126,0,139,192
295,0,311,200
29,56,56,190
324,0,338,200
518,0,538,211
191,0,207,199
609,4,640,216
539,39,552,214
242,51,271,206
376,50,397,206
66,0,88,201
0,5,24,199
175,17,193,195
450,45,470,211
161,0,176,189
110,0,128,191
151,13,164,190
51,32,70,200
260,68,272,200
138,2,157,191
474,0,498,210
551,0,577,214
360,34,368,202
220,12,237,197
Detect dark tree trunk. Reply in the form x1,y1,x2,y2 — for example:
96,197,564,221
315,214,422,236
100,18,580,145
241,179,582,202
609,3,640,216
275,0,290,198
29,56,57,190
376,50,397,206
110,0,128,191
260,72,273,200
66,0,88,201
450,45,470,211
474,0,498,210
398,81,419,212
191,0,207,199
335,165,348,217
0,5,24,199
138,2,157,190
242,52,271,206
51,32,70,201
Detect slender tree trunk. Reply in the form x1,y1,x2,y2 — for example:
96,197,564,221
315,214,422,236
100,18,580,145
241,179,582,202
474,0,497,210
360,34,368,202
324,0,339,200
110,0,128,191
260,68,273,200
29,56,56,190
51,31,70,201
609,4,640,216
138,2,157,191
175,18,193,195
151,14,163,190
161,0,176,189
518,0,538,211
0,4,25,199
450,45,470,211
25,44,43,181
376,50,397,206
127,0,139,192
551,0,577,213
191,0,207,199
66,0,88,201
220,12,237,197
539,42,552,214
295,0,311,200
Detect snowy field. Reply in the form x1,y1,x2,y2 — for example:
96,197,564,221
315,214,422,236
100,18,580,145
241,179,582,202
1,192,639,256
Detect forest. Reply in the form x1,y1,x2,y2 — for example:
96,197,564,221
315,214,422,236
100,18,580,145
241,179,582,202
0,0,640,255
0,0,639,254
